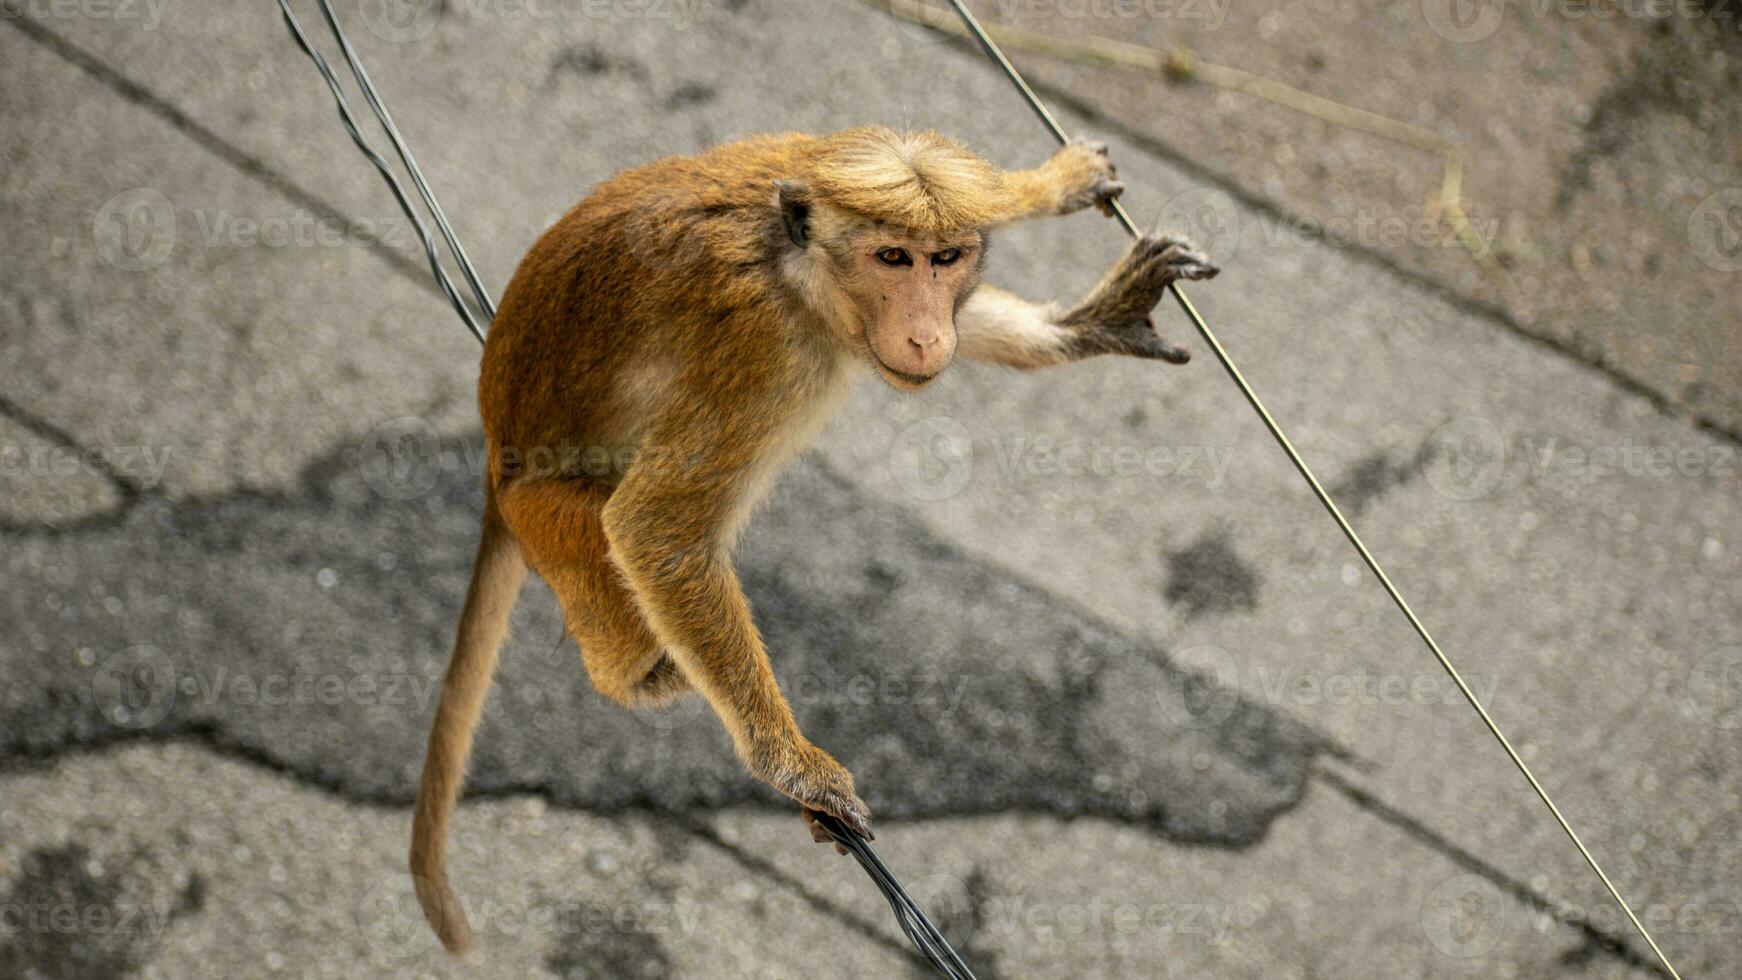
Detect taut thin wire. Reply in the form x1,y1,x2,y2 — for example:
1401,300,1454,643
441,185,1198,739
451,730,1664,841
940,2,1682,977
307,0,497,324
276,0,491,342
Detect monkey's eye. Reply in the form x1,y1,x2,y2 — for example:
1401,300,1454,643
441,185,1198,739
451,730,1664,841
875,248,912,267
931,248,962,266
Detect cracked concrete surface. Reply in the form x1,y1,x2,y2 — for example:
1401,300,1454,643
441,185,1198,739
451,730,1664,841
1,1,1737,978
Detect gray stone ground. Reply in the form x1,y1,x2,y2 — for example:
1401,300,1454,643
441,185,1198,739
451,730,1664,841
1,1,1737,978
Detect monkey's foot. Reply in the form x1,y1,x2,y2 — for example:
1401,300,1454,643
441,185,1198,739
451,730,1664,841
749,739,873,843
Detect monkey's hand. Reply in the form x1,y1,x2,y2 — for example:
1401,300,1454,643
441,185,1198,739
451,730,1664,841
749,737,872,850
1061,234,1218,364
1041,139,1124,218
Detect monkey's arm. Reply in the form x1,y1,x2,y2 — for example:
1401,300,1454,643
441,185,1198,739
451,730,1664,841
599,397,871,836
958,235,1218,369
999,139,1125,224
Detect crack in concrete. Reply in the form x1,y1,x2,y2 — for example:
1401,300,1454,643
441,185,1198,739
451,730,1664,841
0,392,149,533
3,14,439,295
1319,766,1669,979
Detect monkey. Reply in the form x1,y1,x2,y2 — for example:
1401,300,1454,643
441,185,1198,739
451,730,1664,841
409,126,1218,954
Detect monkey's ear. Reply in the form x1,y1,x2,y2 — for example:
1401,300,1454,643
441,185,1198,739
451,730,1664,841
774,179,810,248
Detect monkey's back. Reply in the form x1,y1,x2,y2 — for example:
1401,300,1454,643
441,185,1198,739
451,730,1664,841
479,133,826,489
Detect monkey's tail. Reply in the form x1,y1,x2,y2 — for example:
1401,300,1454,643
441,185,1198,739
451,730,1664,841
410,492,527,956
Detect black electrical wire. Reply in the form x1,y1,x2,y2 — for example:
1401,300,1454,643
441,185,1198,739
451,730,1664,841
811,812,980,980
305,0,497,324
275,0,489,342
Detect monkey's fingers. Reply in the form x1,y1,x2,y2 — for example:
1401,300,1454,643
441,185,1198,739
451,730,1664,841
1132,236,1219,281
1162,252,1219,282
802,808,851,856
1076,316,1192,364
1094,179,1125,218
1120,316,1192,364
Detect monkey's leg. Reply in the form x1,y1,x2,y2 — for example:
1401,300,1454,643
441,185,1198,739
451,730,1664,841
600,435,873,838
498,478,690,707
1000,138,1124,222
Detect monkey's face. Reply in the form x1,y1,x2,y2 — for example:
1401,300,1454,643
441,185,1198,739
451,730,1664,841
848,231,982,391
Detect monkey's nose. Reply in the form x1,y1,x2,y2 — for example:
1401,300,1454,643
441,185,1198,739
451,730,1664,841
906,333,947,371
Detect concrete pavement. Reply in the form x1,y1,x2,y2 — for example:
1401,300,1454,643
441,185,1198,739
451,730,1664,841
1,1,1736,977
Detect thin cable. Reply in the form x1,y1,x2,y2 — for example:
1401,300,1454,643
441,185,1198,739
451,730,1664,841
276,0,489,343
308,0,497,323
940,3,1682,977
813,812,980,979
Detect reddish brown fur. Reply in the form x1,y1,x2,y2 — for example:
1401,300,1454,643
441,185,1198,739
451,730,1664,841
409,127,1216,955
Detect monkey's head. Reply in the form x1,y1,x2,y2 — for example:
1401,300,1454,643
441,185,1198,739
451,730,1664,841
778,129,1014,392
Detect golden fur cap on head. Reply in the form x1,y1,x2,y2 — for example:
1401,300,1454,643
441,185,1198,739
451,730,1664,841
806,127,1013,235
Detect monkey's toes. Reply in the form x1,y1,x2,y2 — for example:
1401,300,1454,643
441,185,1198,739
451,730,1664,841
802,808,852,855
754,740,873,841
805,788,873,842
